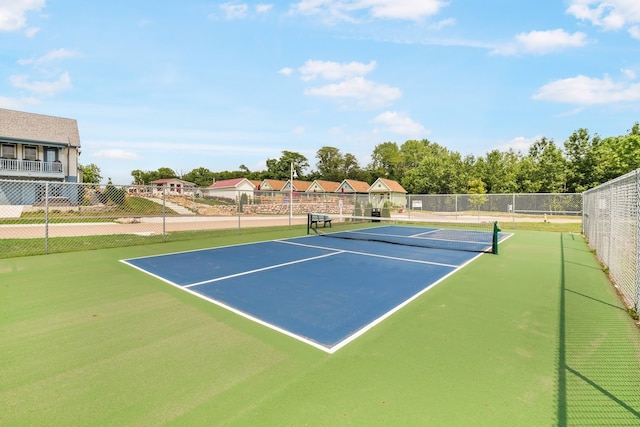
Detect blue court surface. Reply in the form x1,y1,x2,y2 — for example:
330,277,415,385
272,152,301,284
122,226,509,353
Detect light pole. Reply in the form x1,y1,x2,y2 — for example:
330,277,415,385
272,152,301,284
289,161,297,226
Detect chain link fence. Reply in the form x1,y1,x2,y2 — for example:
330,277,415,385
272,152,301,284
0,178,582,258
583,169,640,310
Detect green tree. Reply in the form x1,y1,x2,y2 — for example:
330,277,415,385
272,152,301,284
399,139,430,178
80,163,102,184
468,178,488,216
265,151,309,180
183,167,215,187
595,133,640,183
527,137,566,193
401,143,466,194
369,142,402,181
564,128,600,193
342,153,365,180
316,146,345,182
156,167,178,180
475,149,521,193
130,169,146,185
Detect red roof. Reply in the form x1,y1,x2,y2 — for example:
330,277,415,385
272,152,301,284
290,180,312,191
339,179,371,193
310,180,341,192
261,179,287,190
209,178,255,189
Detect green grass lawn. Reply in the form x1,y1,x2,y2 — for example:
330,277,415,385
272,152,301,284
2,228,639,426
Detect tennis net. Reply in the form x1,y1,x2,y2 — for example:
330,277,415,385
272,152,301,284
306,213,502,254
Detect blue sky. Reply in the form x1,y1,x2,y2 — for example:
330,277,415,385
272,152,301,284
1,0,640,184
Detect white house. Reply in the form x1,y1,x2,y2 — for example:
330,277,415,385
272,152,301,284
306,180,341,193
206,178,256,200
368,178,407,207
335,179,371,194
151,178,196,196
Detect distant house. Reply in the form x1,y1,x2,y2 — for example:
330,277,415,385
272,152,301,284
368,178,407,207
307,180,341,193
336,179,371,194
206,178,256,200
0,108,81,183
281,180,312,194
151,178,196,196
260,179,286,190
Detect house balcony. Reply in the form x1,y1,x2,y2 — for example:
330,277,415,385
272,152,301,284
0,158,64,180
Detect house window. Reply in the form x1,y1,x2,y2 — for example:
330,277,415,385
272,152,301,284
44,147,58,162
1,143,17,159
24,145,38,161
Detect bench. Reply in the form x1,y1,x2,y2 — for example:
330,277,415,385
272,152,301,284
310,214,332,228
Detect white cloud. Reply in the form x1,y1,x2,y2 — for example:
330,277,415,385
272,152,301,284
492,29,588,55
24,26,39,37
93,149,140,160
278,67,294,76
290,0,448,22
291,126,305,135
10,72,72,97
365,0,447,20
630,25,640,39
494,136,540,153
428,17,455,31
293,60,400,109
256,3,273,13
0,0,45,32
567,0,640,31
18,48,79,66
533,74,640,105
304,76,401,109
220,2,249,20
372,111,428,136
0,95,39,109
516,29,588,53
299,60,376,81
622,68,637,79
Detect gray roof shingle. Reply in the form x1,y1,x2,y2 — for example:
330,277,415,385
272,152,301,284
0,108,81,147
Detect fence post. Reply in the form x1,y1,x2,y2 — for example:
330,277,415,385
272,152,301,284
45,181,50,254
636,170,640,310
162,187,166,242
455,194,458,221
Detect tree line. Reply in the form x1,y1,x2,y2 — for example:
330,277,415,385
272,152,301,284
84,122,640,194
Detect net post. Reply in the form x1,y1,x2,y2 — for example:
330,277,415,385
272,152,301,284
307,213,311,234
492,221,501,254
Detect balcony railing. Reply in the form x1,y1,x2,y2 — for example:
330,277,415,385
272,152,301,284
0,158,63,174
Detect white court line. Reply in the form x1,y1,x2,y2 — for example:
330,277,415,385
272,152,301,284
410,230,439,237
335,228,491,246
183,249,344,288
328,251,485,353
280,239,459,269
120,258,334,353
185,250,343,288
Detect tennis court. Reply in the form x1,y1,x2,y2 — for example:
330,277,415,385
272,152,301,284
4,222,640,426
122,223,511,353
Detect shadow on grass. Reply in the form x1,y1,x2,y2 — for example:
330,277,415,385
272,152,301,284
557,233,640,426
